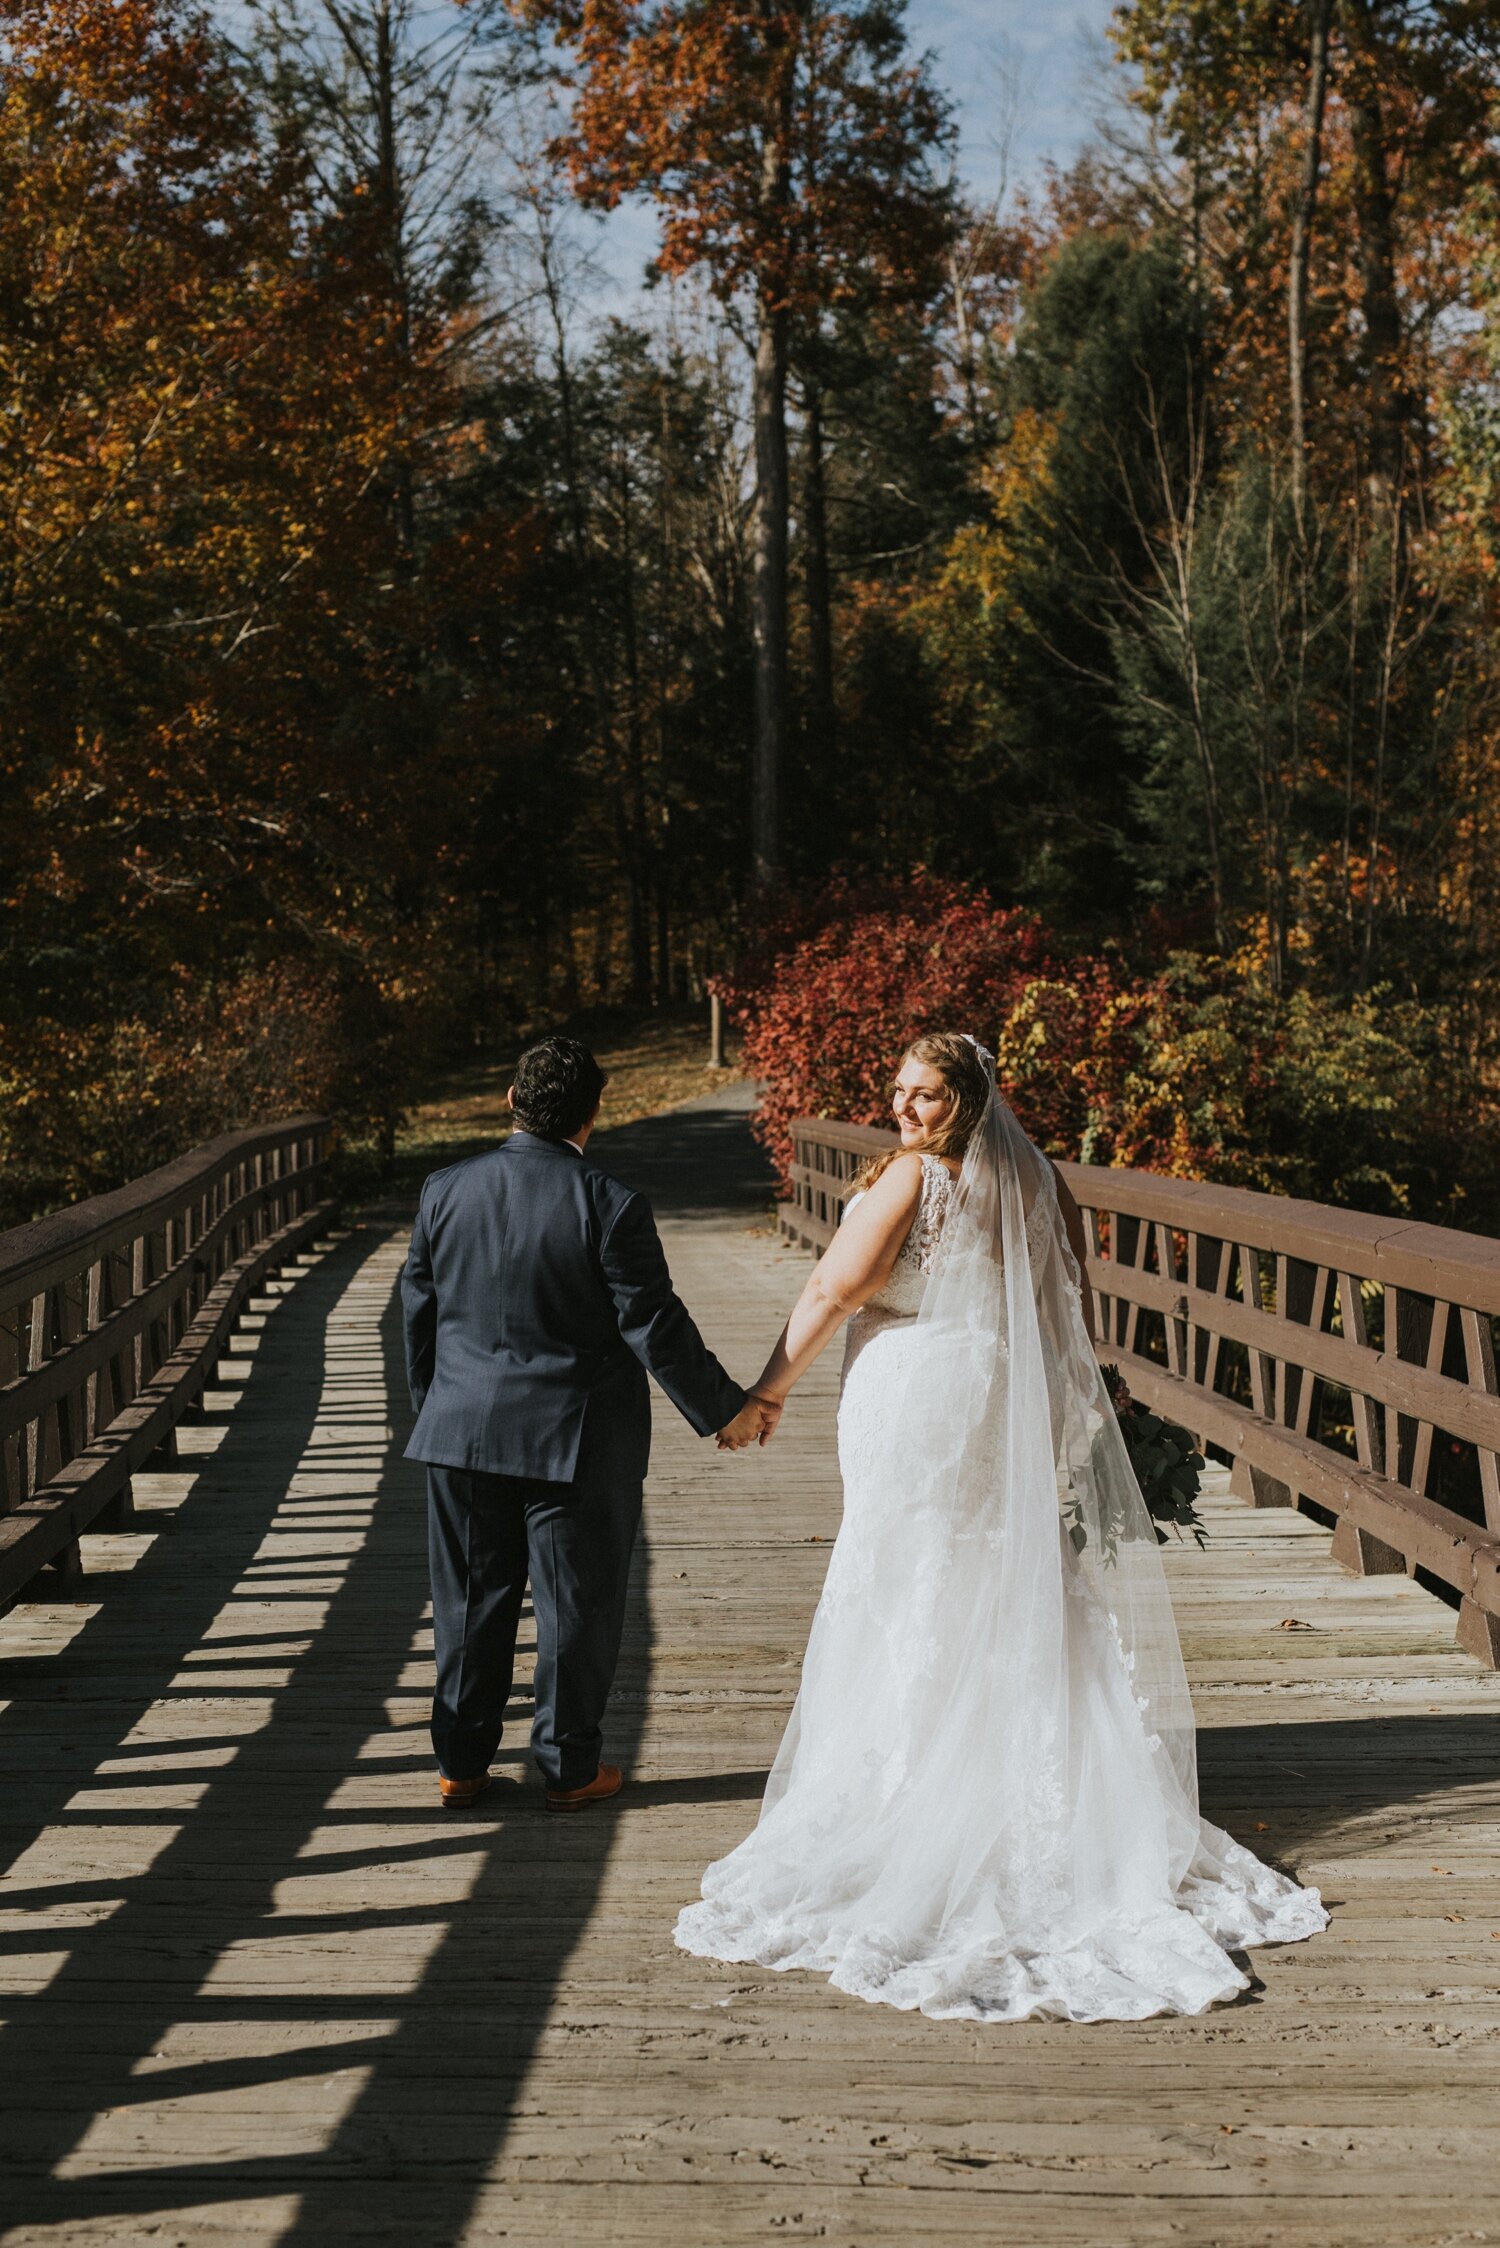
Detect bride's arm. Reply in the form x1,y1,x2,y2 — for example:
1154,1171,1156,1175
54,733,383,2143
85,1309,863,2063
749,1155,925,1410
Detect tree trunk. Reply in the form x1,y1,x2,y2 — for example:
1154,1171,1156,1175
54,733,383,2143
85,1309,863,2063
751,286,789,891
1359,495,1403,986
1339,0,1406,488
948,242,981,437
1288,0,1332,525
626,868,651,1005
750,34,792,895
655,876,671,1004
538,224,617,775
653,368,675,1005
619,458,652,1004
373,0,416,565
802,375,836,764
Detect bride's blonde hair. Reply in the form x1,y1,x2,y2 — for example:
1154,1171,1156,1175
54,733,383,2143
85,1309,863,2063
852,1031,995,1193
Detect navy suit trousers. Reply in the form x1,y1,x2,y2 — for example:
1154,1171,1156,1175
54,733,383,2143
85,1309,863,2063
426,1463,642,1790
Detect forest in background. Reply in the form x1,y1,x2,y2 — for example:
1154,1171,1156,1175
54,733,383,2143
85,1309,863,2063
3,0,1500,1227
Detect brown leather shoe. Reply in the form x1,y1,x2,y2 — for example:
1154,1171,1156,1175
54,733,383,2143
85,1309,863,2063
439,1771,492,1809
545,1762,622,1813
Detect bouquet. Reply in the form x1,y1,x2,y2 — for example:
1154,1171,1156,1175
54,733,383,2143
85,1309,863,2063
1100,1364,1208,1547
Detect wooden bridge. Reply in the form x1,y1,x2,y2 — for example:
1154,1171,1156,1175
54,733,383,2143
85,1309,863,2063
2,1089,1499,2245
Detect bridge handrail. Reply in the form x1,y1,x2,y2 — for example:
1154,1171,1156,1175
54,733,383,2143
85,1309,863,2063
781,1116,1500,1669
0,1114,334,1606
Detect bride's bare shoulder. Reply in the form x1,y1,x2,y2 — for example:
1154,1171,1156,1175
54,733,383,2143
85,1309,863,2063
857,1151,925,1212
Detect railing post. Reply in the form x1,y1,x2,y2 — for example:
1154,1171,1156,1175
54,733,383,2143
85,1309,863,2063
1460,1304,1500,1531
0,1305,21,1512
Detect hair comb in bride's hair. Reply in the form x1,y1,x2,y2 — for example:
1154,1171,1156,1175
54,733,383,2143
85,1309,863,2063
960,1033,996,1072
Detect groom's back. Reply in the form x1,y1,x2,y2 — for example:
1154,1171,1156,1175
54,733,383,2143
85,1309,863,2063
402,1133,649,1487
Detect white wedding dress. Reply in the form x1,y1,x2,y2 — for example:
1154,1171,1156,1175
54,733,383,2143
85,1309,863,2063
675,1093,1328,2023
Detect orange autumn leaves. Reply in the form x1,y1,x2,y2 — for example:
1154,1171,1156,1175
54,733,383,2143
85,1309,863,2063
0,0,488,1218
522,1,952,320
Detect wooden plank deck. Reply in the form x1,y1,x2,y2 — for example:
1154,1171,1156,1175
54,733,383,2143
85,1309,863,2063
2,1087,1499,2247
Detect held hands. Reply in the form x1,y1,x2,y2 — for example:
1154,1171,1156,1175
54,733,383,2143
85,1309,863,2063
716,1392,783,1451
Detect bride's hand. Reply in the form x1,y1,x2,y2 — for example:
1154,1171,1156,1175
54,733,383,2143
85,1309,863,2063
747,1391,783,1446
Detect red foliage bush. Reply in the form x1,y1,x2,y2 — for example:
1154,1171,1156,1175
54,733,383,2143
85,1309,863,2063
727,875,1499,1229
719,871,1058,1185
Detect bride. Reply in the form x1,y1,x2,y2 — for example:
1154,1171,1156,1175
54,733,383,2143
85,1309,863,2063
676,1031,1327,2023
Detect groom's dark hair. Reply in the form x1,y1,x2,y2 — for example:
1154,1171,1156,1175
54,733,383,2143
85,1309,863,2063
511,1036,607,1141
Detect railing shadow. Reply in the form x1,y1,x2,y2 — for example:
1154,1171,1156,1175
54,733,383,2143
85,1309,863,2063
1198,1710,1500,1859
0,1215,649,2242
0,1224,386,2226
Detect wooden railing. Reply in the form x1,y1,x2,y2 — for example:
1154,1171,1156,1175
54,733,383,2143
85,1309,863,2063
782,1117,1500,1670
0,1116,333,1609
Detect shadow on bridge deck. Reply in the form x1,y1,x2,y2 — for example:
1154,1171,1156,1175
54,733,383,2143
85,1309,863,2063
0,1088,783,2244
0,1220,630,2240
2,1092,1498,2247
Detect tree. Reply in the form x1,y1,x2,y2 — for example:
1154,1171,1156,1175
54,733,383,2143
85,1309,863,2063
478,82,757,1000
444,304,756,1009
1114,0,1500,490
523,0,954,887
789,211,964,786
0,0,488,1210
1288,0,1333,520
240,0,513,564
909,230,1211,930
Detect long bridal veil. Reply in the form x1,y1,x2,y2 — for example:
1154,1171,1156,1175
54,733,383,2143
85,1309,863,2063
676,1082,1327,2021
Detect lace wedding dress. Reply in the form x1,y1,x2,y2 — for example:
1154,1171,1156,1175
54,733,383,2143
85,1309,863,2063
675,1096,1328,2023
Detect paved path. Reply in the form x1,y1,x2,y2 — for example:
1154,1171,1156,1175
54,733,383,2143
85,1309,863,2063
2,1091,1499,2246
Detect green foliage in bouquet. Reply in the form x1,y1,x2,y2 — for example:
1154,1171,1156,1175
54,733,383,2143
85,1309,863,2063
1101,1364,1207,1548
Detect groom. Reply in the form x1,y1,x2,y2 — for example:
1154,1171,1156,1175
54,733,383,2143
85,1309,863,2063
401,1034,772,1812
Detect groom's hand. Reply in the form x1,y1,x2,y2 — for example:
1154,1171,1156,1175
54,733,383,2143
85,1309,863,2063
716,1395,781,1450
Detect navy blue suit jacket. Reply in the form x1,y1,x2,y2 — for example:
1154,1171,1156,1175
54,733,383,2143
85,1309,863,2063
400,1131,746,1487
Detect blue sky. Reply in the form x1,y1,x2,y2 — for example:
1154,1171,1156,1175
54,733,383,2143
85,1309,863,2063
585,0,1121,316
909,0,1120,190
